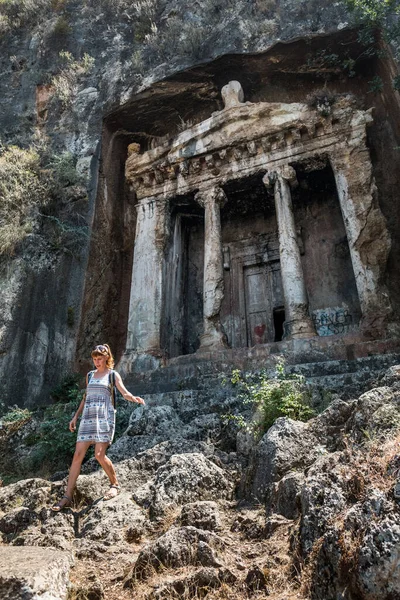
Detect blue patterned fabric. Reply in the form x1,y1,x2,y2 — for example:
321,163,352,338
77,371,116,444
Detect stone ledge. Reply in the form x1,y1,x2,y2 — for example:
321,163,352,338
0,546,73,600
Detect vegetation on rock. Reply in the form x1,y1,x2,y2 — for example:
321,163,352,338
0,144,50,255
0,139,89,257
225,361,315,439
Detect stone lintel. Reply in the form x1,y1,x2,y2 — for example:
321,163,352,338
126,105,372,201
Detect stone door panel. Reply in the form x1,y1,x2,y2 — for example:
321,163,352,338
244,264,272,346
221,234,283,348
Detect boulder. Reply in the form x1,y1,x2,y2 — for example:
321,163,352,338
148,567,236,599
135,439,214,473
126,405,183,438
0,546,72,600
127,526,225,581
179,501,221,531
2,507,74,551
79,492,146,544
357,515,400,599
299,453,347,555
0,478,51,514
149,453,234,517
245,565,269,592
271,470,305,519
250,417,324,503
346,387,400,442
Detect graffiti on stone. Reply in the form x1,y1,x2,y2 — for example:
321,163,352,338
312,307,353,336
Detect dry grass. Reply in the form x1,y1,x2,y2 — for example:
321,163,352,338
0,145,50,255
300,430,400,597
67,501,308,600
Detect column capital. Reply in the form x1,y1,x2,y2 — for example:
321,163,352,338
262,165,298,189
195,186,227,209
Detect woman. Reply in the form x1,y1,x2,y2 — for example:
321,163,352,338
51,344,145,511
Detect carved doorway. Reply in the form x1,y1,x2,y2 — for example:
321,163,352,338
221,234,284,348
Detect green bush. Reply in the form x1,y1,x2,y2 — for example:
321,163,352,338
227,361,315,438
26,402,78,472
50,372,85,404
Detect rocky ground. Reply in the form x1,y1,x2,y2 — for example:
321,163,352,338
1,367,400,600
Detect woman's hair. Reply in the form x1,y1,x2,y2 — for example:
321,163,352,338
91,344,115,369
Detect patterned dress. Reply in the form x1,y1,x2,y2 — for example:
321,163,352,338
77,371,116,444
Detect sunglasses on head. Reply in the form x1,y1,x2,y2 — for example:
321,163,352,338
93,345,108,353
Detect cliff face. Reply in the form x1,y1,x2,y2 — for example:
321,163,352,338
1,0,400,406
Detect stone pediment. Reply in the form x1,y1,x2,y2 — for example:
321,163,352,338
125,83,372,200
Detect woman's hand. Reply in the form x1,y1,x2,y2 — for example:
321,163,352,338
124,393,145,405
69,417,78,432
133,396,145,405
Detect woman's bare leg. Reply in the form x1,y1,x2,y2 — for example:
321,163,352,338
65,441,92,498
94,442,119,493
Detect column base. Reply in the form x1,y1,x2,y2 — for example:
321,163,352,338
197,331,228,353
283,318,317,340
118,349,166,376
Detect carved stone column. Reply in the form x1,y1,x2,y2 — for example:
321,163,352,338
263,167,316,339
126,197,168,354
330,136,392,336
195,186,228,350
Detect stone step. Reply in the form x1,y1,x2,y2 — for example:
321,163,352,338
124,338,400,397
285,353,400,379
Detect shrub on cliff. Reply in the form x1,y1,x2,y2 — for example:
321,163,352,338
0,144,50,255
0,0,52,33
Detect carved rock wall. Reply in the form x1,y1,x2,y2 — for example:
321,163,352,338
0,0,400,404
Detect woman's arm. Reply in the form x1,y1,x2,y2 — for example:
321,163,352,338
114,372,145,405
69,395,85,432
70,371,91,432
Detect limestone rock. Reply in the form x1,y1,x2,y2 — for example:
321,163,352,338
346,386,400,442
179,501,221,531
128,526,224,581
0,546,72,600
148,567,237,600
135,439,214,473
0,478,51,514
79,492,146,544
126,405,183,438
250,417,324,502
271,470,305,519
149,453,234,517
230,510,266,540
357,515,400,599
299,453,347,555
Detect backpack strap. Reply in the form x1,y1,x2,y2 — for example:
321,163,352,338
109,370,117,410
82,370,95,404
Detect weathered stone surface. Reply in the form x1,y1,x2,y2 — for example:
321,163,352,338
0,546,72,600
79,492,146,544
149,453,234,516
0,478,51,513
245,565,269,592
250,417,324,502
299,453,348,555
148,567,237,599
230,509,266,540
271,470,304,520
179,501,221,531
346,386,400,442
357,515,400,599
129,526,224,581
